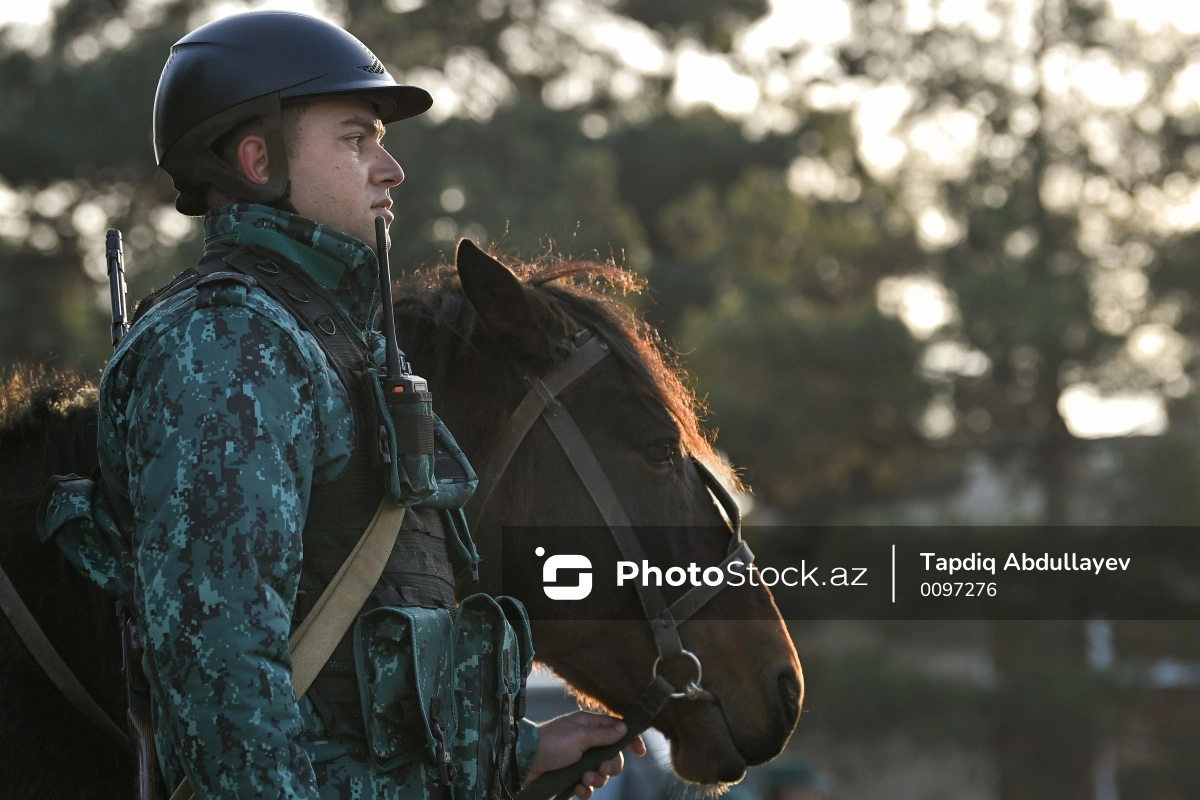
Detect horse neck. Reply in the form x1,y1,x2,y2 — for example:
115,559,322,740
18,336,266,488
0,385,127,721
397,311,515,467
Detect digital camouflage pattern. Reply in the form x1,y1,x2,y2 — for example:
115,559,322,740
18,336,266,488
204,204,381,340
352,596,534,798
86,204,537,798
445,594,534,797
37,474,133,599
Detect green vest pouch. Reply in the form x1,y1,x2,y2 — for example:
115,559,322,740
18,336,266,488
354,593,534,799
354,605,455,773
450,593,534,798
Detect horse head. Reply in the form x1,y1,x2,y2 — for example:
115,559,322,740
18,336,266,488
395,241,802,786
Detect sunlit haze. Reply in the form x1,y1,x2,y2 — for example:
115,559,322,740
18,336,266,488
4,0,1200,441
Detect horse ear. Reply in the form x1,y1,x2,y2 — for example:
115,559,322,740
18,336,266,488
456,238,553,361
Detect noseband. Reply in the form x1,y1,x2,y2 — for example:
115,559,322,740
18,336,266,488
468,330,756,799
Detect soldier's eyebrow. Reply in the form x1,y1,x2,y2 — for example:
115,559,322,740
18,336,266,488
340,115,385,141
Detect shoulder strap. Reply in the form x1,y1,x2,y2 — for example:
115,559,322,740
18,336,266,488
287,498,406,696
169,496,407,800
217,246,374,389
128,268,202,328
134,245,373,397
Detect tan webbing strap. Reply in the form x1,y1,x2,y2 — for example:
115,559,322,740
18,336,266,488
169,497,406,800
288,497,406,696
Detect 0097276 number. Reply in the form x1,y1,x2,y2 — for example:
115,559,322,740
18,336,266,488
920,582,997,597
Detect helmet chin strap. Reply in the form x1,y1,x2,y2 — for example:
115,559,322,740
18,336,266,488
265,181,297,215
180,181,296,217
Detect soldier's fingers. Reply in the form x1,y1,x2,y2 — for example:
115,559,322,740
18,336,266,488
577,720,627,750
574,783,593,799
629,735,647,757
598,755,623,776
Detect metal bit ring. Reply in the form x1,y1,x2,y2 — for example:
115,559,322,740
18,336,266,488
652,649,705,699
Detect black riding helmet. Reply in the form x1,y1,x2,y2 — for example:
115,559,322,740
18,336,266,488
154,11,432,215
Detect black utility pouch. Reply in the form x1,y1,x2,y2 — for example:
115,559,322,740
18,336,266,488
367,367,438,505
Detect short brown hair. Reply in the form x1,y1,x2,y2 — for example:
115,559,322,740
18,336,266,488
216,100,310,166
206,99,310,209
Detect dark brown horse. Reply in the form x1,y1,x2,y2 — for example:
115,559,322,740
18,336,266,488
0,243,801,797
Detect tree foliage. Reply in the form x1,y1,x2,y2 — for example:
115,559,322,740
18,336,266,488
5,0,1200,796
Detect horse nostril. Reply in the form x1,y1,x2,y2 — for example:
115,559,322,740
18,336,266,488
777,667,802,721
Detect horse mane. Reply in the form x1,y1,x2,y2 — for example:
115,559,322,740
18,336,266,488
0,367,100,505
0,258,741,493
395,251,740,491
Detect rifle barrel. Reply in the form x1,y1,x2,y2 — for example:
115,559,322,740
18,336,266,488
106,228,128,348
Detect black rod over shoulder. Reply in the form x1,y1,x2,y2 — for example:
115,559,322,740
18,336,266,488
107,228,129,348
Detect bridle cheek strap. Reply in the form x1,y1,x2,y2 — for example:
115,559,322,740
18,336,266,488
468,332,755,659
537,386,756,661
658,538,755,640
534,395,754,661
467,335,611,528
477,330,758,800
510,347,737,652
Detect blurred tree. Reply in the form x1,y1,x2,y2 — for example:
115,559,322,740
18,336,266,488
795,1,1200,796
799,0,1200,524
678,161,940,515
0,0,199,370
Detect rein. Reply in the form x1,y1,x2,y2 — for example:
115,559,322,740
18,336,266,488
467,330,754,800
0,560,129,748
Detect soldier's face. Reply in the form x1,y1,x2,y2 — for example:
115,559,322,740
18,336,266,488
286,97,403,255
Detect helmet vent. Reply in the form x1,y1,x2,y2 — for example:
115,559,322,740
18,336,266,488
361,58,385,75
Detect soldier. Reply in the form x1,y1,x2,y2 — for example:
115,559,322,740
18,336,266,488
85,10,643,799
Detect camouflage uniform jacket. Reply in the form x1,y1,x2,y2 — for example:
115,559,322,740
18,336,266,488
95,204,538,798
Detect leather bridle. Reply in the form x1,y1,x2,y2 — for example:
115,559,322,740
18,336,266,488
468,330,756,800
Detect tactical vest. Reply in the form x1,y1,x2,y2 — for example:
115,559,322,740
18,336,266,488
40,240,533,797
131,243,470,738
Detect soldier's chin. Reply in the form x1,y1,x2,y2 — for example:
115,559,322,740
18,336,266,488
663,704,748,784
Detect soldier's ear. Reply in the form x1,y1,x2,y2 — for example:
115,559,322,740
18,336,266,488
456,239,553,363
235,135,271,185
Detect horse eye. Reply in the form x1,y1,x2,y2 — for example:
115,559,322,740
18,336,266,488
646,441,677,465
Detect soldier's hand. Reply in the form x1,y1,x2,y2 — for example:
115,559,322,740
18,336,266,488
523,711,647,799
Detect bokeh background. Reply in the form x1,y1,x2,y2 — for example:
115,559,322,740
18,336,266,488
3,0,1199,797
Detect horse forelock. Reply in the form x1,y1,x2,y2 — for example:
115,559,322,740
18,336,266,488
394,253,743,494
